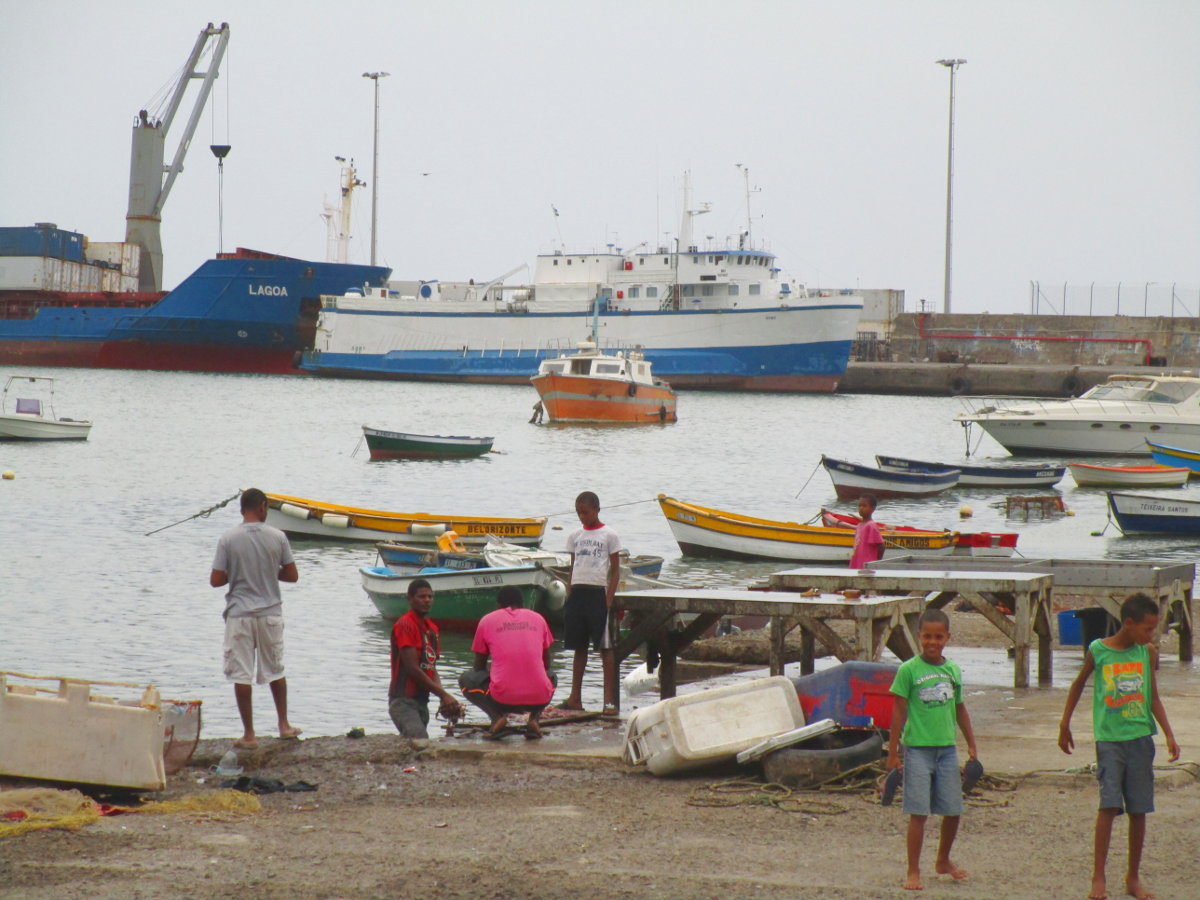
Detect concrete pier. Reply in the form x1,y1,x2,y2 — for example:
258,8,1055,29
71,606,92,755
839,362,1198,397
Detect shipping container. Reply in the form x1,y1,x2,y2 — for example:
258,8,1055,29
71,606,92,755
0,225,88,262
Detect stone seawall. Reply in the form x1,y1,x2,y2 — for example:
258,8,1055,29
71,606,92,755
839,362,1197,397
887,312,1200,369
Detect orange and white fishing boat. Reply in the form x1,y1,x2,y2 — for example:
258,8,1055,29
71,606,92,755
531,339,678,424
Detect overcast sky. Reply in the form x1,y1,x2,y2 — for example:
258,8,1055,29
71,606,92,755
3,1,1197,315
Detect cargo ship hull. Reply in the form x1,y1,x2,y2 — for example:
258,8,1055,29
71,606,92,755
0,251,389,374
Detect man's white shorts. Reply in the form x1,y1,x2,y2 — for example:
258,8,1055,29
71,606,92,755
223,615,285,684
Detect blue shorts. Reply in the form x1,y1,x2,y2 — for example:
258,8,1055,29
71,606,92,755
1097,735,1156,815
902,745,963,817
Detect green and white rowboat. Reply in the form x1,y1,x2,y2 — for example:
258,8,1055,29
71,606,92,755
362,426,494,460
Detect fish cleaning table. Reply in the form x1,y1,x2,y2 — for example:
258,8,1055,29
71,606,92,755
611,588,925,710
767,567,1055,689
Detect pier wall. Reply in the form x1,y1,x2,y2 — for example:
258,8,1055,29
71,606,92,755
888,312,1200,368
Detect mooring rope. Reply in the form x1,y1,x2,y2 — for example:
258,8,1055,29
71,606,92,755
144,491,240,537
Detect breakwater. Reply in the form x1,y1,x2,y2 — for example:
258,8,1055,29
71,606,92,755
837,362,1184,397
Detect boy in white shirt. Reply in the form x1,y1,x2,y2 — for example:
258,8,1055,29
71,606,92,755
560,491,621,714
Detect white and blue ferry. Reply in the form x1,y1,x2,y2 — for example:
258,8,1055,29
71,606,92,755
301,185,864,392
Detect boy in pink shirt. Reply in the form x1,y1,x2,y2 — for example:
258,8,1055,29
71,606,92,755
849,494,885,569
459,586,557,739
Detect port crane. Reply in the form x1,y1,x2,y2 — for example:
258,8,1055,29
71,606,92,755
125,22,230,291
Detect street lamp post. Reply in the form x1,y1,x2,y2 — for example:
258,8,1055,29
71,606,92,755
936,58,966,315
362,71,390,266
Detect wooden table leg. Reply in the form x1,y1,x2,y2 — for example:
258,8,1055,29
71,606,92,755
800,627,816,675
1012,590,1032,689
657,633,677,700
1034,589,1053,686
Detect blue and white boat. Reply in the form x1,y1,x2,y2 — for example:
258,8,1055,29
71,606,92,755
821,455,960,500
299,178,864,392
1106,491,1200,534
875,455,1065,488
1147,440,1200,474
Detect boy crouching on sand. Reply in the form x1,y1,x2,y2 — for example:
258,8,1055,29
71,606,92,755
887,608,979,891
1059,593,1179,900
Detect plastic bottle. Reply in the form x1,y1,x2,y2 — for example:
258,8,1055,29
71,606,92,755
214,749,243,776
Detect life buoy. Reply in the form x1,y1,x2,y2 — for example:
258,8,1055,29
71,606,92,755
949,375,971,395
1062,375,1083,396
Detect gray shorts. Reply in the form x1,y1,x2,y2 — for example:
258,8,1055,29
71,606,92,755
1097,735,1156,815
389,694,430,739
902,745,963,817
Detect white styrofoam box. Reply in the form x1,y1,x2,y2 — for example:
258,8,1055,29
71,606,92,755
622,676,805,776
0,673,166,790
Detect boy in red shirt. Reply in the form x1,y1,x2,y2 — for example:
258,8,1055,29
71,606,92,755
388,578,463,739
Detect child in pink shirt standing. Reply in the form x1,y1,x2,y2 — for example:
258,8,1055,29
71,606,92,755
849,494,885,569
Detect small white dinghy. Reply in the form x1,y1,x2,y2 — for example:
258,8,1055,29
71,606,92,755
0,375,92,441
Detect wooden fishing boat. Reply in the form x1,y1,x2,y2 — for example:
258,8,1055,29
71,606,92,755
875,455,1064,488
1106,491,1200,535
361,426,493,460
821,455,959,500
657,495,956,562
1147,440,1200,474
0,375,91,441
819,509,1018,558
1068,462,1189,488
360,563,564,630
264,491,546,545
376,536,665,579
531,340,677,424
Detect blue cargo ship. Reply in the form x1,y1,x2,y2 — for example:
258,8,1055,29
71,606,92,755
0,230,389,374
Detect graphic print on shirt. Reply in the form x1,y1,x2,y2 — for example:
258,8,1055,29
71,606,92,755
1101,659,1146,718
915,672,956,706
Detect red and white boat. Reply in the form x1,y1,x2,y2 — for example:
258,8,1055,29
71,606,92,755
820,509,1018,558
531,340,677,424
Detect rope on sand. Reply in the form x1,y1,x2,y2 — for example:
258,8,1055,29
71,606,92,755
144,491,241,536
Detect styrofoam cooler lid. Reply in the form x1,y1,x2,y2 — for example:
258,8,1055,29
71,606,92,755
735,718,837,764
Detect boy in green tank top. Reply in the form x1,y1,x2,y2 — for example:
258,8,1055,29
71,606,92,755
1059,593,1180,900
887,608,978,891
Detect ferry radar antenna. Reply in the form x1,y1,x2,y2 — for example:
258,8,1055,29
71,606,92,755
735,163,761,248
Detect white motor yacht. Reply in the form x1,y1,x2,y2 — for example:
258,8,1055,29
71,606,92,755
955,373,1200,456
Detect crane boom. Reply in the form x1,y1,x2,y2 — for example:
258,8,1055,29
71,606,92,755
125,22,230,291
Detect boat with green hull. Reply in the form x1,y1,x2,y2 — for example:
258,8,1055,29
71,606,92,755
362,426,493,460
360,564,564,631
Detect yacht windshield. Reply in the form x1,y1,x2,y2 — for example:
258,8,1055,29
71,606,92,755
1082,379,1194,404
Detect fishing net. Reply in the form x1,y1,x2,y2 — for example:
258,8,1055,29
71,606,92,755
161,699,203,774
0,788,99,838
136,789,261,818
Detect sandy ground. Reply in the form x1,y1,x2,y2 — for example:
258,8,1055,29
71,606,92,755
3,613,1198,900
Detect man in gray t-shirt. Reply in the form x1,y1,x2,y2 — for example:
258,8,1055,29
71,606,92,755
210,488,300,749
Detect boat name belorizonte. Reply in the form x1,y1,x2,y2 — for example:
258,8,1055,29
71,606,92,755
248,285,289,296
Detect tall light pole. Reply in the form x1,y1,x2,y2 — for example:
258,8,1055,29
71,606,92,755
936,58,966,315
362,71,390,266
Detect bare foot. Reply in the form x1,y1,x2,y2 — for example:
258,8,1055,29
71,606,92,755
279,727,302,740
483,716,509,740
903,873,924,891
1088,874,1107,899
233,737,258,750
935,860,968,880
1125,877,1154,900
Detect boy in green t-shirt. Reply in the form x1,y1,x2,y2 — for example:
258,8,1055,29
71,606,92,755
1059,593,1179,900
887,608,978,891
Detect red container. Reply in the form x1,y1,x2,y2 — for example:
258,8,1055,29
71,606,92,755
790,661,898,729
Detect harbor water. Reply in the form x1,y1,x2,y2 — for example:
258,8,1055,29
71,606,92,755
2,367,1198,739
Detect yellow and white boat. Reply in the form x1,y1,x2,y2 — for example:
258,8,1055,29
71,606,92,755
265,492,547,545
657,495,956,563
